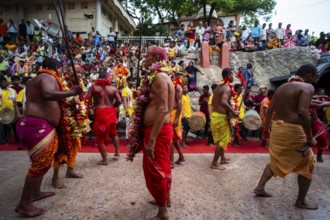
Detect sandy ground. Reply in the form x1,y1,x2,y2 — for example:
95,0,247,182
0,152,329,220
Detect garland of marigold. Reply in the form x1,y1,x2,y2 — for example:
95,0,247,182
126,61,169,162
37,68,72,163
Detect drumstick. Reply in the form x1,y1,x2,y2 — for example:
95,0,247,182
296,121,330,156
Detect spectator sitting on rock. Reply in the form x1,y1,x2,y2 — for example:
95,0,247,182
244,36,257,52
267,33,280,49
315,32,328,52
167,42,176,60
283,32,296,48
296,34,305,46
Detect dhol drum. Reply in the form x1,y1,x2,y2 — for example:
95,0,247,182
0,107,16,125
188,111,206,132
242,110,262,131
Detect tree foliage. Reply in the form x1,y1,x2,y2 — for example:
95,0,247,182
121,0,276,32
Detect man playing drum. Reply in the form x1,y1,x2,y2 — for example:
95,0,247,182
0,76,17,144
182,85,193,148
210,68,239,170
255,64,318,210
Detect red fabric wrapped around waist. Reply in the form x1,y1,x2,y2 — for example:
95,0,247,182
93,107,117,135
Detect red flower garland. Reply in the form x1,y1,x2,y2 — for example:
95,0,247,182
92,79,112,97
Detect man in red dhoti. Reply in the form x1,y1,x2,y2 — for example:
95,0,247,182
127,46,175,219
88,70,122,165
15,58,82,217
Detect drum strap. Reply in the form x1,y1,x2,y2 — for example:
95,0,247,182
0,88,16,105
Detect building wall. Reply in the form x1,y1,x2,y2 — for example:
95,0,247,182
0,0,134,39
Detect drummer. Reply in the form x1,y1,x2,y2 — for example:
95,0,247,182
207,84,219,146
0,76,17,145
233,84,245,146
182,85,195,149
260,89,275,147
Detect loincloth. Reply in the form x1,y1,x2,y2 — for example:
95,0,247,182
269,120,315,179
210,112,231,151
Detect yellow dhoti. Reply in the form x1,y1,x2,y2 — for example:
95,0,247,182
170,110,182,142
269,120,315,179
211,112,231,151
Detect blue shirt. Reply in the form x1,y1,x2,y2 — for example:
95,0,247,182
251,26,262,38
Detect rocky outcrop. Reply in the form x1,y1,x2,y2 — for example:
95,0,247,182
174,47,317,93
228,47,317,87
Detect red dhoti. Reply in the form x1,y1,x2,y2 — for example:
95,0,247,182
312,119,329,149
16,116,58,177
143,123,173,206
93,107,118,149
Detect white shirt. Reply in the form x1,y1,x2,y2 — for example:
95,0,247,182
275,28,285,39
195,26,204,38
241,28,251,41
107,31,116,42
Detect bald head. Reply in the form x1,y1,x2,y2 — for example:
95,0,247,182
148,46,167,61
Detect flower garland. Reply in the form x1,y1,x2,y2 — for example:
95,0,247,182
62,72,91,138
92,79,112,97
219,78,239,110
288,75,304,82
37,68,72,161
126,61,168,162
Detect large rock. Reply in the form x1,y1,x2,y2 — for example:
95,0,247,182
175,47,317,93
228,47,317,88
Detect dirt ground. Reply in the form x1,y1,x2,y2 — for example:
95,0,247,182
0,152,329,220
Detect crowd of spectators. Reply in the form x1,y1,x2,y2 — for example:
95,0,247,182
172,19,330,54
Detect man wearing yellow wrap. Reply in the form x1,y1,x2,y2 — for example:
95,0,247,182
15,58,82,218
52,65,91,189
170,75,185,168
210,68,239,170
255,64,318,210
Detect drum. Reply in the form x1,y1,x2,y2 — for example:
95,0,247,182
242,110,261,131
188,111,206,131
0,107,16,125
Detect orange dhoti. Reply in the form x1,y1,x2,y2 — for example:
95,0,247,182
143,123,173,206
93,107,118,150
269,120,315,179
53,137,81,169
170,110,182,143
16,116,58,177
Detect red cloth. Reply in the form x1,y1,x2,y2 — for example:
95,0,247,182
312,119,329,149
93,107,118,149
143,123,173,206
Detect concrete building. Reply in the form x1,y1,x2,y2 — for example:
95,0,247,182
0,0,136,38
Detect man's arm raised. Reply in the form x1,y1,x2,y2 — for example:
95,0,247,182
145,74,171,159
40,74,82,101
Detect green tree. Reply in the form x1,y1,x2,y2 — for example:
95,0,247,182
121,0,276,27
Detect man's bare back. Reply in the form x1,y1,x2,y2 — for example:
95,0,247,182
91,85,121,109
143,73,175,126
272,82,314,124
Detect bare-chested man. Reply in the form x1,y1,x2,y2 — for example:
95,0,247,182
15,58,82,217
210,68,239,170
170,74,185,168
88,70,122,165
142,47,175,219
254,64,318,210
